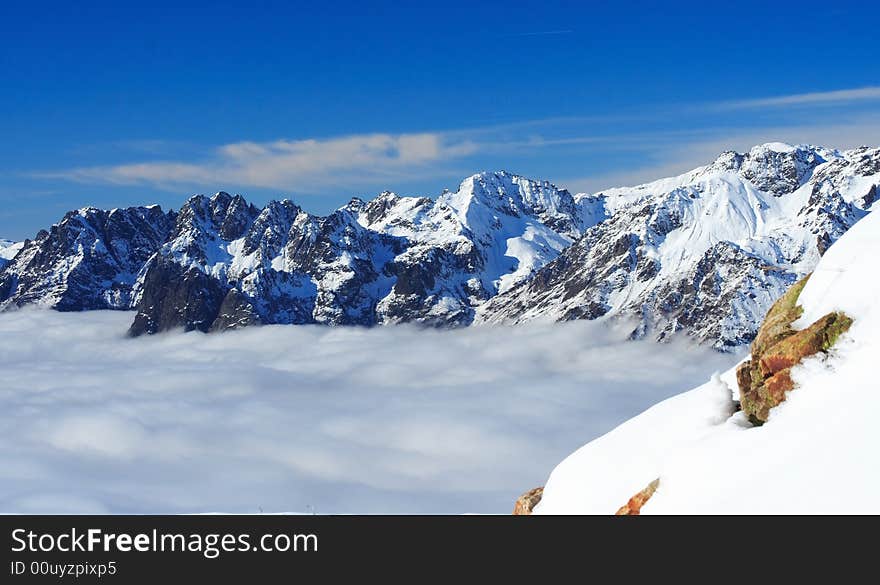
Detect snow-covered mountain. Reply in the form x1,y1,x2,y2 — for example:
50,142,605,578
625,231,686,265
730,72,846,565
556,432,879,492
123,172,592,335
361,172,599,326
479,144,877,349
0,144,877,347
0,207,176,311
531,206,880,514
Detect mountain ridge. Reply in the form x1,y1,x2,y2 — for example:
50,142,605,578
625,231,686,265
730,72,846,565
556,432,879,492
1,143,877,349
479,143,877,349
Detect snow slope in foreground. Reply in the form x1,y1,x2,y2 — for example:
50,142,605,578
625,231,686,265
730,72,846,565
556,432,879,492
535,209,880,514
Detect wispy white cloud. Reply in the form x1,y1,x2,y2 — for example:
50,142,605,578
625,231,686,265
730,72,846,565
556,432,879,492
558,115,880,194
33,86,880,197
718,86,880,110
44,132,479,191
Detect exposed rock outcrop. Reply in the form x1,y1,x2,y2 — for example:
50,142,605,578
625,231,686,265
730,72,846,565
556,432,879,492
128,255,227,336
737,274,853,424
210,288,262,332
512,487,544,515
615,478,659,515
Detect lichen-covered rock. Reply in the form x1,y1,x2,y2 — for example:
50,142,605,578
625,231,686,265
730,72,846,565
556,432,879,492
758,312,853,377
616,478,659,515
762,368,795,406
736,360,754,397
738,272,852,425
512,487,544,515
751,275,810,357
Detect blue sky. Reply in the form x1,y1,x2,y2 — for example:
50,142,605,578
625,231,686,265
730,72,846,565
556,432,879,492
1,0,879,239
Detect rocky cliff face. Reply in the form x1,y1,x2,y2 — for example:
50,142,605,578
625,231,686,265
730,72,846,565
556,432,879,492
1,144,877,347
129,255,227,335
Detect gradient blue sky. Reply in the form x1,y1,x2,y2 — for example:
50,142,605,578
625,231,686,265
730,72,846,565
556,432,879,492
2,0,879,239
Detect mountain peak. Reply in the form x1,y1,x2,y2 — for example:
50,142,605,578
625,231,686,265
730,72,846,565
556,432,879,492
699,142,833,196
756,141,797,153
460,170,562,190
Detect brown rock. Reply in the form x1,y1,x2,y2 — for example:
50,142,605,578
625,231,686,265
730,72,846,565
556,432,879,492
763,368,794,405
736,360,754,395
616,478,659,515
758,312,853,377
513,487,544,515
737,271,853,425
751,275,810,358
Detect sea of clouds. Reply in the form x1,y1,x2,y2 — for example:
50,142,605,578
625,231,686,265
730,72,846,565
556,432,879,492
0,309,739,514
